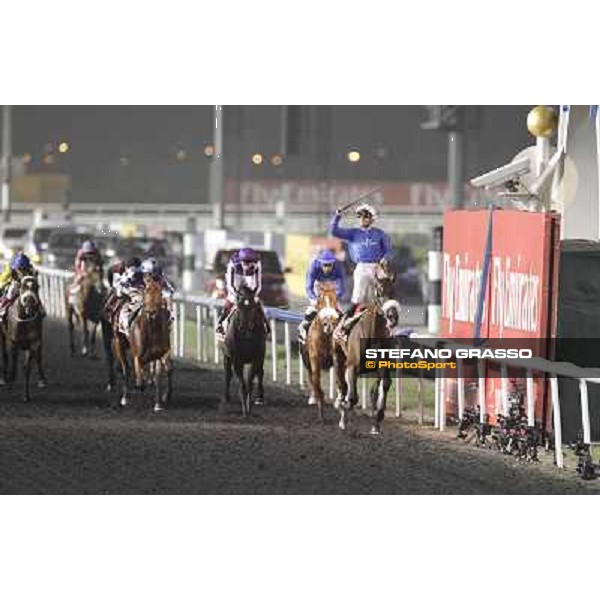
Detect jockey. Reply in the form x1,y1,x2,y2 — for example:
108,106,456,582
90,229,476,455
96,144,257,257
0,252,38,318
140,257,176,299
329,202,393,340
112,257,144,330
298,249,345,343
216,247,266,336
74,239,103,284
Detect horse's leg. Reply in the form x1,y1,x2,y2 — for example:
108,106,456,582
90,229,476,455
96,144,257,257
0,332,7,386
370,370,391,435
90,323,98,358
35,342,47,388
153,360,164,412
114,337,130,406
223,354,233,406
9,343,19,384
101,319,115,392
333,346,347,410
67,306,76,357
81,318,89,357
339,364,358,431
133,355,144,391
309,354,324,421
234,361,248,417
254,354,265,405
23,348,32,402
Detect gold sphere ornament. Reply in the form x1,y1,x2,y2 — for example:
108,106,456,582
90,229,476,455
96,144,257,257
527,105,558,138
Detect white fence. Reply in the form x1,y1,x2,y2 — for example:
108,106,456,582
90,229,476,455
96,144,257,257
36,265,598,470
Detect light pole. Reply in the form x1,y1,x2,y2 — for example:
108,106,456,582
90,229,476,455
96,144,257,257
209,105,225,229
1,105,11,222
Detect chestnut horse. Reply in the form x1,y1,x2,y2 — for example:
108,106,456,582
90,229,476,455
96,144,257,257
112,278,172,412
66,261,106,358
0,275,47,401
300,282,345,421
334,264,395,434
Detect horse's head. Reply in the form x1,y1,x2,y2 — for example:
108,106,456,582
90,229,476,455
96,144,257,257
18,275,41,319
315,284,340,336
374,262,395,306
234,285,261,333
382,298,402,332
143,277,164,317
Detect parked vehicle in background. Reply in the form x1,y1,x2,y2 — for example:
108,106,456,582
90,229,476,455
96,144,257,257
0,226,29,261
204,248,290,308
25,222,73,265
44,227,94,269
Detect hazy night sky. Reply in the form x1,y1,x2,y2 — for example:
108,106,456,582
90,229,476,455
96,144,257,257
9,106,534,204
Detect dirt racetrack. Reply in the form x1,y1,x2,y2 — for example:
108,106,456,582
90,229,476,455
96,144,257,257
0,320,598,494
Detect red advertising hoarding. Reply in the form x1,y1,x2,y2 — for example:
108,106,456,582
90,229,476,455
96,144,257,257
441,209,560,425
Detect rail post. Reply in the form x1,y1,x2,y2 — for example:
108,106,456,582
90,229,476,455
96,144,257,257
284,322,292,386
178,302,186,358
550,375,563,468
579,378,591,445
196,305,202,363
271,318,277,382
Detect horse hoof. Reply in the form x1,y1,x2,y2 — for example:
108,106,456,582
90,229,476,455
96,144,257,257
153,403,165,413
120,397,128,407
308,396,317,406
0,378,6,387
81,349,88,357
105,383,114,393
254,397,264,406
369,426,382,436
37,379,48,389
338,415,346,430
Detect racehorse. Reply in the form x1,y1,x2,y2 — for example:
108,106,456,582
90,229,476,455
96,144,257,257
334,263,395,434
66,261,106,358
220,285,267,417
300,282,345,421
112,277,172,412
0,275,47,401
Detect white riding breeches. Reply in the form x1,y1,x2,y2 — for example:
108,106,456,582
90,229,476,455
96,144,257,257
351,263,378,304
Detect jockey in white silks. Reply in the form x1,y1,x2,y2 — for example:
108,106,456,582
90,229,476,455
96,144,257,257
329,202,393,340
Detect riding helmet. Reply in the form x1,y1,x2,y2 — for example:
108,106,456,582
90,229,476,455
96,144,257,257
141,257,161,276
355,203,378,220
81,240,97,253
238,247,258,263
11,252,32,271
317,249,337,264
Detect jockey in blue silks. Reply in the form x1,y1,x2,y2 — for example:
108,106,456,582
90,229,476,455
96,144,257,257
329,202,393,340
298,249,345,343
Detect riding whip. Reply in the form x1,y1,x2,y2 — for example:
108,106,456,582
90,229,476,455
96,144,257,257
338,187,382,213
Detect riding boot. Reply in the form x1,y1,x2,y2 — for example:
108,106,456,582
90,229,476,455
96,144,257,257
216,305,231,335
298,310,317,343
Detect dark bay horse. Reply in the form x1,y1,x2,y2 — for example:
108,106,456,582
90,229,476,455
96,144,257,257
334,265,395,434
300,283,345,421
0,275,47,401
220,285,267,417
112,278,172,412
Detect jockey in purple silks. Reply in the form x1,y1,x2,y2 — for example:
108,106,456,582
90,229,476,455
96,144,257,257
216,247,269,336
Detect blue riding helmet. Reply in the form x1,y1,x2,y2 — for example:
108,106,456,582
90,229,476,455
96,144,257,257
317,249,337,265
81,240,97,253
238,247,258,263
11,252,32,271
